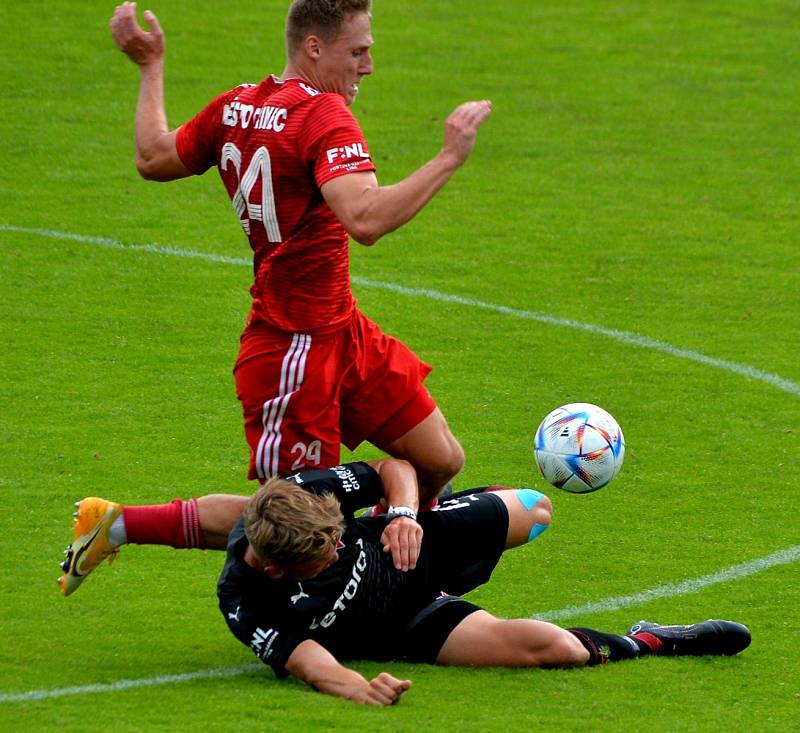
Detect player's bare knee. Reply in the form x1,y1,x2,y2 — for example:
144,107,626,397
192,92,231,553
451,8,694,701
532,493,553,523
558,629,592,666
516,488,552,542
528,628,590,667
418,441,465,501
499,620,585,667
437,438,465,481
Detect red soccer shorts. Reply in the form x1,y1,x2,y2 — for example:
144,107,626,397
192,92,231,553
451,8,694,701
234,309,435,480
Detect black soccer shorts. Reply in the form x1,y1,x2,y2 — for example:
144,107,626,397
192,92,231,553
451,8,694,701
398,491,510,663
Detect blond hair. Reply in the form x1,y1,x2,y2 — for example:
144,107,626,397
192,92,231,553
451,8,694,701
244,477,344,566
286,0,372,54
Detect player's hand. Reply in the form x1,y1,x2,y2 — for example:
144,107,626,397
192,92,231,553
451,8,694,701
441,100,492,167
381,516,422,571
360,672,412,706
110,2,165,66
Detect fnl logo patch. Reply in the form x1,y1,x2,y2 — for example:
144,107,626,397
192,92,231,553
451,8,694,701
326,143,370,164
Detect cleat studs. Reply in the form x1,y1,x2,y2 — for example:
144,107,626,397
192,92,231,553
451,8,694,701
60,560,69,571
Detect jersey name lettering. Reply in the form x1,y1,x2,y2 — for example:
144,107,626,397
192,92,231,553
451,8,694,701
223,101,288,131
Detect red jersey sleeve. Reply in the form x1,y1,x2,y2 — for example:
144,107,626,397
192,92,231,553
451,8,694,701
299,94,376,187
175,88,240,175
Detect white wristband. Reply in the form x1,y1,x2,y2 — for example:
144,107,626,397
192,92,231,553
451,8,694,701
387,505,417,522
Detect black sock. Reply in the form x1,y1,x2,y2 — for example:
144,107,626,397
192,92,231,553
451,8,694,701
567,627,654,665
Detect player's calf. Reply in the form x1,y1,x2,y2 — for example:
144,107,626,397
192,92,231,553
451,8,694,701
437,613,589,667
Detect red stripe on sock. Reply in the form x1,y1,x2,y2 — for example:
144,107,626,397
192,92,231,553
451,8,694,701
184,498,206,550
194,500,207,549
181,501,194,548
631,632,662,653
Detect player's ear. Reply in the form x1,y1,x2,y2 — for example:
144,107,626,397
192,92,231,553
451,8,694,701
304,34,322,60
263,563,285,579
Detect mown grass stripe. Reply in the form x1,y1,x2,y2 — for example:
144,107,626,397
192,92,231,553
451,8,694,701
3,224,799,398
2,544,797,704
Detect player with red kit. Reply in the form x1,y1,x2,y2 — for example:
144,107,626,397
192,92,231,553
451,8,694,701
109,0,492,503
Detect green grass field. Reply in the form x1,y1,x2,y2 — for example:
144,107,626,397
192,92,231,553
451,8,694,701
2,0,798,730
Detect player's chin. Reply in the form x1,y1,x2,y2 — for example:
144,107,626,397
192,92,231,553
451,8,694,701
346,85,360,105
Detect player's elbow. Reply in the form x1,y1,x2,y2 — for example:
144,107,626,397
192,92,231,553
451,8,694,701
135,138,188,182
347,221,382,246
342,207,387,246
135,154,170,181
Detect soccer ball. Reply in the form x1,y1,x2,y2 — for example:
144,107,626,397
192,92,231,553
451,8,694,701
533,403,625,493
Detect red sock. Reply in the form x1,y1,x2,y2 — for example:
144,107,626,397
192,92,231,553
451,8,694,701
122,499,206,549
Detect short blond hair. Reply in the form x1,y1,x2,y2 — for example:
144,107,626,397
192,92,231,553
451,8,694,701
286,0,372,55
244,477,344,566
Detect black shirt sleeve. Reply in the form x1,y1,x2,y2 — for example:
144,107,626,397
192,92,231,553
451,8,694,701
284,462,383,516
217,524,313,678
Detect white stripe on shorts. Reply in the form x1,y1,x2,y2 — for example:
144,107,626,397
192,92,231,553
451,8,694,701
254,333,312,479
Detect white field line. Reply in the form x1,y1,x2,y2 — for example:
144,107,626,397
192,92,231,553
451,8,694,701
534,544,800,621
2,224,798,703
3,223,800,397
2,544,798,704
0,665,261,704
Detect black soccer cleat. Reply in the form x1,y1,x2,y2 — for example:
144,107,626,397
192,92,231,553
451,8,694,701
628,620,751,656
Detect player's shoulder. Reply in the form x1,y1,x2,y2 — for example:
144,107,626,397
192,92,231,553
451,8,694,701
219,78,278,105
285,461,377,491
216,81,260,102
273,79,352,115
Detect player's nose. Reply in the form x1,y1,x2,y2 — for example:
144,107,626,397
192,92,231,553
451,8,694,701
360,50,373,75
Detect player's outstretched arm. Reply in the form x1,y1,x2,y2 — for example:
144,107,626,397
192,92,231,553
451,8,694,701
286,639,411,705
109,2,191,181
321,100,492,245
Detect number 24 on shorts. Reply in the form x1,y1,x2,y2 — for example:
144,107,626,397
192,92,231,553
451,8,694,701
291,440,322,471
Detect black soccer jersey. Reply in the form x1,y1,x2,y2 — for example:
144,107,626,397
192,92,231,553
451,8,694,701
217,461,510,675
217,462,420,675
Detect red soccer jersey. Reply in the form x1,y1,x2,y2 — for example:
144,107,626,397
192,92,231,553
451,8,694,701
176,77,376,335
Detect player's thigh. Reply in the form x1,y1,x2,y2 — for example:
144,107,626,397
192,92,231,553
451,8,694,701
380,407,464,480
234,330,342,478
339,312,442,454
420,492,508,597
436,610,588,667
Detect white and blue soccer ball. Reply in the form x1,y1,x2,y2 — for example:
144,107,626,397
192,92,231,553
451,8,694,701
533,403,625,493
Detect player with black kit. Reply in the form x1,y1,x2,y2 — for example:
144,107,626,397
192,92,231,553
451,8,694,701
58,457,751,705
